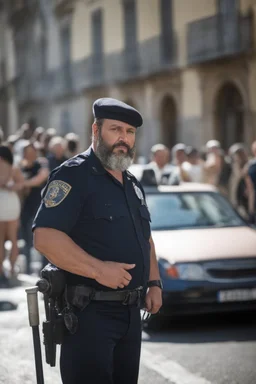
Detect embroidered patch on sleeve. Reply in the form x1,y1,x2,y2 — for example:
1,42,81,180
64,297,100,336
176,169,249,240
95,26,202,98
44,180,72,208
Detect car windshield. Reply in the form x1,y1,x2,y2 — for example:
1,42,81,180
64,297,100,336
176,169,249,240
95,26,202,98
146,191,246,230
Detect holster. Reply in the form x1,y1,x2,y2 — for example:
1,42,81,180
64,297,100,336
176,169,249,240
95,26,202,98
37,263,68,367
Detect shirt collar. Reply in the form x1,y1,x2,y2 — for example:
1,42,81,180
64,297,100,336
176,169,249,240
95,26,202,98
80,146,106,175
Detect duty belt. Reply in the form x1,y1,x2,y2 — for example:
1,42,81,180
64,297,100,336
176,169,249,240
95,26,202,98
67,285,144,309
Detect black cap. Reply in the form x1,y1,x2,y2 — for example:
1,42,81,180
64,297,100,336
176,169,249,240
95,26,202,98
0,145,13,165
93,98,143,128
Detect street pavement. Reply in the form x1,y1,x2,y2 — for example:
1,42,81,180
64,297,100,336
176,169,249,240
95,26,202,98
0,277,256,384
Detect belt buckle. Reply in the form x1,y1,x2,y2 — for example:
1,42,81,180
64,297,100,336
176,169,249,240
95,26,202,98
122,291,132,306
122,287,143,307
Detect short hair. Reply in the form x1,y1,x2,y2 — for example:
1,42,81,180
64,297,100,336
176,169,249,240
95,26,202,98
185,146,198,157
65,133,79,153
48,136,66,151
206,140,221,150
46,127,57,135
94,118,104,130
65,132,79,142
172,143,186,158
229,143,246,157
150,144,168,154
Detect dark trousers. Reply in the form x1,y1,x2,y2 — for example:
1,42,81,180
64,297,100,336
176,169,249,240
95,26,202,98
60,301,142,384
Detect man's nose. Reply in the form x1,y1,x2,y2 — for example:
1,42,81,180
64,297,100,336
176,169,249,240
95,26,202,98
118,132,128,143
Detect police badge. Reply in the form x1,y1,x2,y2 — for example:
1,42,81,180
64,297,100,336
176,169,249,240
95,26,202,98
132,182,145,205
44,180,72,208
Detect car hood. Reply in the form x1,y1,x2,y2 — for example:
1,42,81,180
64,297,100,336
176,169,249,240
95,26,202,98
152,226,256,263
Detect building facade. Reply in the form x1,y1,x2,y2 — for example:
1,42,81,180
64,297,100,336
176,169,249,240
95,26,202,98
0,0,255,157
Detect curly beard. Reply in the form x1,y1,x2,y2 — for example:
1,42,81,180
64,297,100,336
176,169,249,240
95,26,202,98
94,133,135,172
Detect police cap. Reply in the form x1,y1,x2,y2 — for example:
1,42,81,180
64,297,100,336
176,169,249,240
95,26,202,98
93,98,143,128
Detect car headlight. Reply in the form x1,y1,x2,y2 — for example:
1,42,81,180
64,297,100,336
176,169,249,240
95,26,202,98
158,259,206,280
176,263,206,280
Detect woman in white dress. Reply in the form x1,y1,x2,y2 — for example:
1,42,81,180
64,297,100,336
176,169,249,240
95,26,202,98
0,146,24,279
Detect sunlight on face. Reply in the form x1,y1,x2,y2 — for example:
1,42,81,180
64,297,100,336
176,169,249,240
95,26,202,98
94,119,137,171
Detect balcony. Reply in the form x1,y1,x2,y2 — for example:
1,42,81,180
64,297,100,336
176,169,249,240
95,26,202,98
187,11,253,65
123,46,140,78
53,62,73,96
16,62,74,105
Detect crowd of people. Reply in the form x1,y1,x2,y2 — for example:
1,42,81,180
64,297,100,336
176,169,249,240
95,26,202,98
0,123,80,286
131,139,256,222
0,121,256,286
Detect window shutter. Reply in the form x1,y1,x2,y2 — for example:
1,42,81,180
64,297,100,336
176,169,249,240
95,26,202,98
160,0,173,61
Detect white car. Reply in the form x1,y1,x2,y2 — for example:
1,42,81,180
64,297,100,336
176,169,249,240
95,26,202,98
144,183,256,326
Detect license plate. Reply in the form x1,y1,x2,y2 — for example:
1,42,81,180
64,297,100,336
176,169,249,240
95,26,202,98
218,288,256,302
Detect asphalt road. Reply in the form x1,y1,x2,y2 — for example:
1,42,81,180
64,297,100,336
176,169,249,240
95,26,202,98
0,282,255,384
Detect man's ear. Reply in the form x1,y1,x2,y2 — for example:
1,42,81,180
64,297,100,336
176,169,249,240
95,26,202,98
92,123,98,139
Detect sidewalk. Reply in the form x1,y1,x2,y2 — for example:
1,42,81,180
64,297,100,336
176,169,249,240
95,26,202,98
0,282,171,384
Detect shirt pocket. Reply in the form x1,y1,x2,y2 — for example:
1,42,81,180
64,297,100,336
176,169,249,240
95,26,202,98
91,204,128,222
139,205,151,240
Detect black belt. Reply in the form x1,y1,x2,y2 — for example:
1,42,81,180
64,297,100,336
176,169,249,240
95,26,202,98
67,285,144,308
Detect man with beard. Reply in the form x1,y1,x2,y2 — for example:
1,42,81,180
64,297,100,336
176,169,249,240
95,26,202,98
32,98,162,384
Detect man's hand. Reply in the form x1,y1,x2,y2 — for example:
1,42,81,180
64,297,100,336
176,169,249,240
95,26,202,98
144,286,162,314
95,261,135,289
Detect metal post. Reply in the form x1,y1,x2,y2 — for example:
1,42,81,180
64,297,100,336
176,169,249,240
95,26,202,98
26,286,45,384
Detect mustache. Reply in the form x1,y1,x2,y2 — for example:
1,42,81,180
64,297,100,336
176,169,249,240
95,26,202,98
112,142,131,150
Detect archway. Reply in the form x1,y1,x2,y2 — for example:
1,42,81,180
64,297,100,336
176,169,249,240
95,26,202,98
160,95,177,149
215,83,244,149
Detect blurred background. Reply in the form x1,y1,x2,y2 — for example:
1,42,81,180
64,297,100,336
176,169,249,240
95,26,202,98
0,0,256,277
0,0,255,155
1,2,256,384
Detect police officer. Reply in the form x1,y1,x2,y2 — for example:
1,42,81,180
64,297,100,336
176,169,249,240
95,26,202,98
33,98,162,384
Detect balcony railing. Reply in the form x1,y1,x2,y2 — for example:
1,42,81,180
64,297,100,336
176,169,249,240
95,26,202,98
123,45,140,78
16,62,74,104
16,32,179,103
187,11,253,65
91,53,104,85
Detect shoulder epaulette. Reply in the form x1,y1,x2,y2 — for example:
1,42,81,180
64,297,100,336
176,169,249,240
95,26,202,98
64,154,89,168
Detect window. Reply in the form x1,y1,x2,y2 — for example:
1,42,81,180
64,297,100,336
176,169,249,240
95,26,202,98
146,192,244,230
60,24,71,87
60,25,71,64
217,0,239,52
123,0,138,72
160,0,173,61
91,8,103,77
218,0,238,14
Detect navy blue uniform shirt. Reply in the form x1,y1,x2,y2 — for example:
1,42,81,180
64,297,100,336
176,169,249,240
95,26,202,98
32,147,151,290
